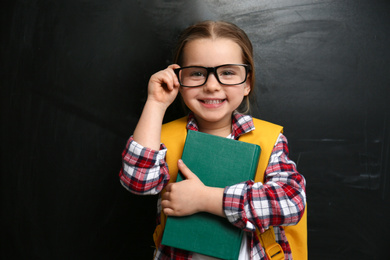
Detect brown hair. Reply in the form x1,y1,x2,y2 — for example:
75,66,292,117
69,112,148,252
173,20,255,114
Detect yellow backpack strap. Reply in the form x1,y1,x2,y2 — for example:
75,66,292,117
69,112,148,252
256,228,285,260
240,118,307,260
153,116,188,248
284,207,308,260
238,118,283,184
239,118,285,259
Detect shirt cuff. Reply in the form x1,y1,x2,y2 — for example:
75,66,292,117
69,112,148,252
223,181,256,232
127,136,167,166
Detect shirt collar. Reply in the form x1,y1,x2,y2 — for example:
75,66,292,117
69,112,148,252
186,111,255,139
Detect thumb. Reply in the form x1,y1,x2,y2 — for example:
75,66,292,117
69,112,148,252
177,159,198,180
168,63,181,70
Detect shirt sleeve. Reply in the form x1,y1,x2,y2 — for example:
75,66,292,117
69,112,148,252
119,136,170,195
223,133,306,233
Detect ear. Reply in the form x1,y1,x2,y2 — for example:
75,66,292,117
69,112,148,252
244,85,251,96
243,77,251,96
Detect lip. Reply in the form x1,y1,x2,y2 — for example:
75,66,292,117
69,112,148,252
199,98,226,108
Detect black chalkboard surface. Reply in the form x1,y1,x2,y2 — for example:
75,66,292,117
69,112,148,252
1,0,389,259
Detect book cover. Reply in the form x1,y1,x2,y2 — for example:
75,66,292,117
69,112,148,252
161,130,261,260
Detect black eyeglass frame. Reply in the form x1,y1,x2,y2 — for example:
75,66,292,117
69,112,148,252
174,64,251,88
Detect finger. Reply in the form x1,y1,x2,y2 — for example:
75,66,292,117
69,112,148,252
168,64,181,87
161,191,169,201
162,70,179,91
161,197,170,208
159,72,174,91
165,183,173,192
168,63,181,70
161,199,173,215
149,71,172,92
163,207,175,216
177,159,197,180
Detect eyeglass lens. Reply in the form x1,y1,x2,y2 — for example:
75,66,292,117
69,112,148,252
178,65,247,87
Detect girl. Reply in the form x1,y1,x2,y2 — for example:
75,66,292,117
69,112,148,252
119,21,306,260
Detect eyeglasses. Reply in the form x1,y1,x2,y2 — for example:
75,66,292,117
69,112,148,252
174,64,251,88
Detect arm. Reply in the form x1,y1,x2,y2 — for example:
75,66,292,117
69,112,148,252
119,64,181,194
133,64,181,150
223,134,306,233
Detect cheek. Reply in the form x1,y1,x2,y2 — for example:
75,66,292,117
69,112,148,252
179,88,194,104
179,88,186,99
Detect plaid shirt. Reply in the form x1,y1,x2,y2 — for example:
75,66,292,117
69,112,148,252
119,112,306,260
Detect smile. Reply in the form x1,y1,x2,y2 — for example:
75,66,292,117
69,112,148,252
201,99,225,104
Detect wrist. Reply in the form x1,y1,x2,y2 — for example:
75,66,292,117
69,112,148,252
200,186,225,217
144,99,168,116
146,97,168,108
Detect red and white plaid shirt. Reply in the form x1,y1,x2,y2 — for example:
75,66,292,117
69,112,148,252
119,112,306,260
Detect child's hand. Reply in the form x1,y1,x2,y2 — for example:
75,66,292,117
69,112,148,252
162,159,205,216
162,160,225,217
147,64,181,110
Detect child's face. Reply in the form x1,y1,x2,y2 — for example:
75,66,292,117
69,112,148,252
179,38,251,129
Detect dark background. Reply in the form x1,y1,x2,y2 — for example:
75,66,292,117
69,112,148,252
1,0,389,259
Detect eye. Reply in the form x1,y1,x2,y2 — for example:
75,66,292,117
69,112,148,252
219,67,238,78
190,71,206,77
220,69,236,76
182,67,207,78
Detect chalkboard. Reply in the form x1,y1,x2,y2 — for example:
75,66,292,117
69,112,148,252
1,0,389,259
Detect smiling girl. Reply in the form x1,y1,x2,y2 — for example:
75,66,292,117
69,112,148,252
119,21,306,260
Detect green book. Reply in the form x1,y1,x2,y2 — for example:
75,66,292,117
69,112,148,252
161,130,261,260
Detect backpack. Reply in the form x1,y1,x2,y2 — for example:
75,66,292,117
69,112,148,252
154,116,307,259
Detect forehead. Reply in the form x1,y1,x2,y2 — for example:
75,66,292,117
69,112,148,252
182,38,243,66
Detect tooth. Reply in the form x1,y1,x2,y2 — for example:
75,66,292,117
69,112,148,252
205,100,221,104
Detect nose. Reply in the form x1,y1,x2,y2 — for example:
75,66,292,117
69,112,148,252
203,73,221,92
